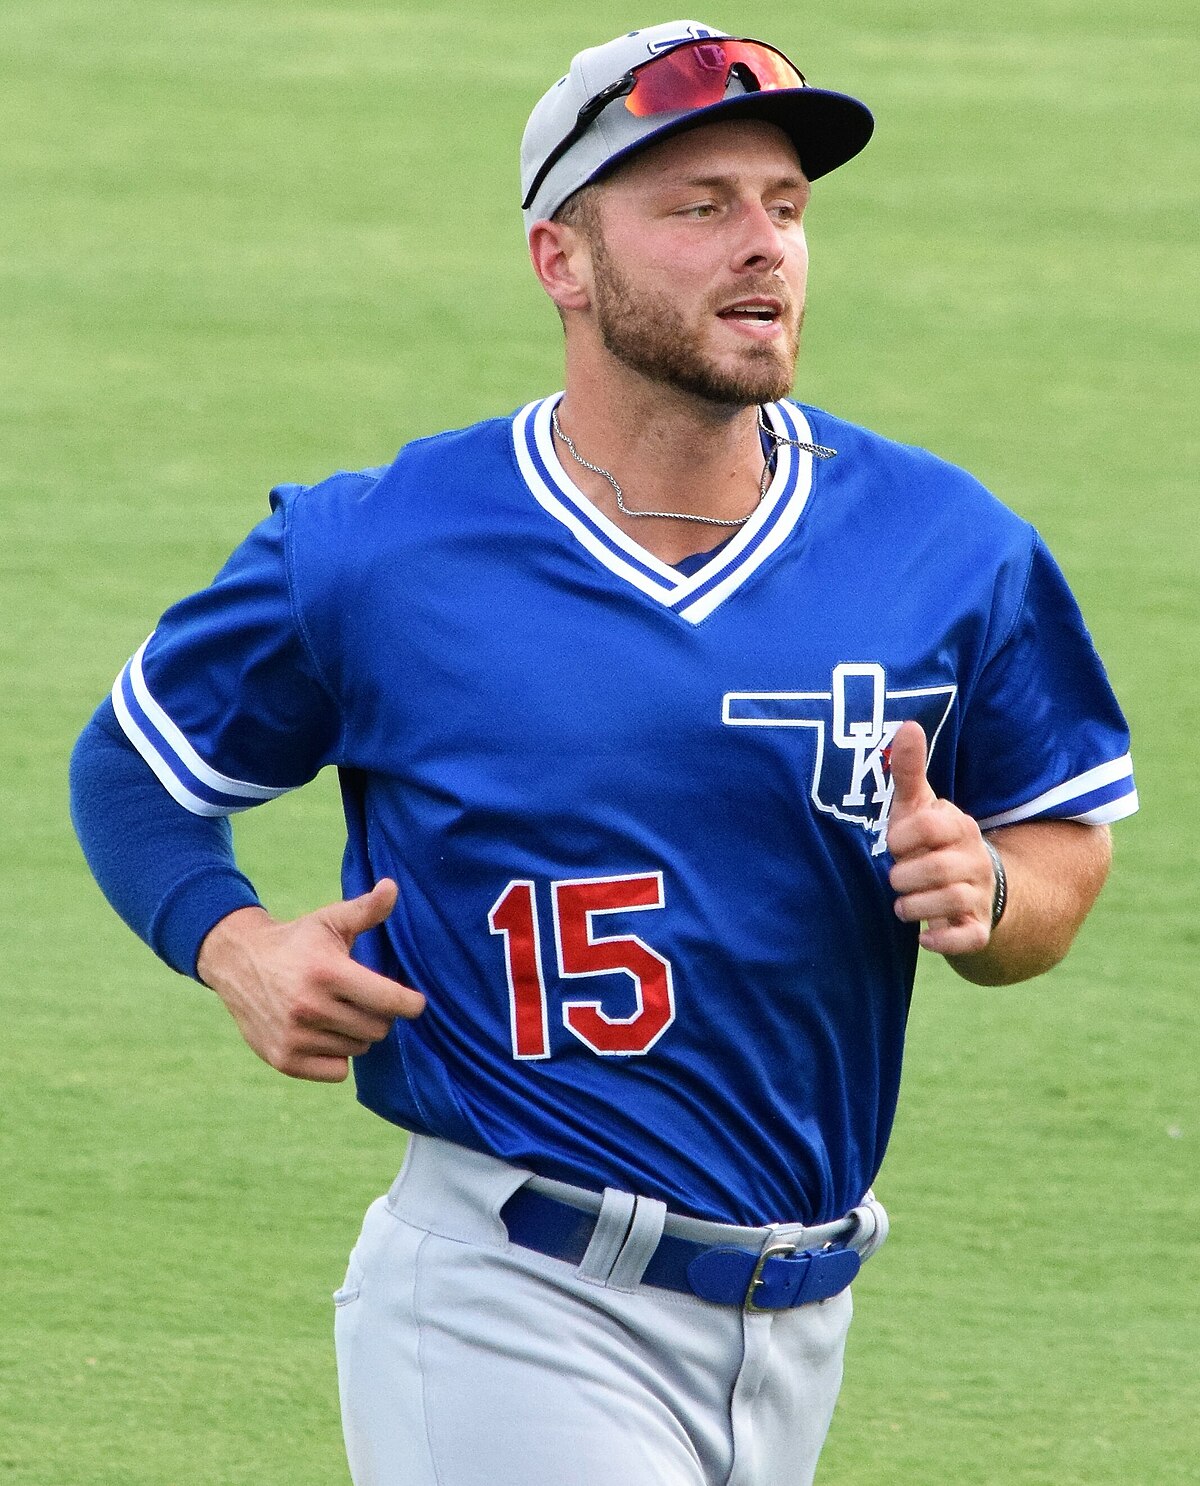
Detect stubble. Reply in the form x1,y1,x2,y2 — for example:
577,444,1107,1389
589,232,802,408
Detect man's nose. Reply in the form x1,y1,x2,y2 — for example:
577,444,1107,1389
733,202,788,272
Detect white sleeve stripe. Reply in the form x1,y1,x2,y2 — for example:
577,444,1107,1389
1070,792,1139,826
126,639,289,802
111,670,234,817
976,753,1135,830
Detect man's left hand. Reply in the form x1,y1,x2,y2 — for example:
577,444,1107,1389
885,720,996,956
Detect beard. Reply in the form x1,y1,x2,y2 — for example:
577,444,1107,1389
589,236,802,408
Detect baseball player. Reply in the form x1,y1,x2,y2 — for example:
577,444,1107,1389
71,21,1138,1486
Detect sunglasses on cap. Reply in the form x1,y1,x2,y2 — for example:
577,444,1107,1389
522,37,807,212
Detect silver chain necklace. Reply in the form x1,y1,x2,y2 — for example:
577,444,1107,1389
551,406,836,527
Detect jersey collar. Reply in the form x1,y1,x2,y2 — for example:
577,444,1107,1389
511,394,819,624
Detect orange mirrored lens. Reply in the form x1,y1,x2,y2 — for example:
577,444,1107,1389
624,39,804,118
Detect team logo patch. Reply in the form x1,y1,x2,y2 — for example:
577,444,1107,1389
723,663,956,853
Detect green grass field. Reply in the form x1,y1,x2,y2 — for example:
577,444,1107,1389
2,1,1196,1481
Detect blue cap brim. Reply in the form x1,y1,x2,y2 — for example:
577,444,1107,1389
583,87,874,190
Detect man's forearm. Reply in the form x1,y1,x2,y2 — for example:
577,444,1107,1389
69,698,261,976
947,820,1113,986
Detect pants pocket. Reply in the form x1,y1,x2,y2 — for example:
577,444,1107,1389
333,1194,392,1308
333,1249,365,1308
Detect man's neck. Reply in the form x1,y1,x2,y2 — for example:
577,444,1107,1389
553,371,773,566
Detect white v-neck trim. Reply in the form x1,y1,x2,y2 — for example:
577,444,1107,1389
511,395,820,624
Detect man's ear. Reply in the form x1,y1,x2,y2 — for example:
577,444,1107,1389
528,219,593,314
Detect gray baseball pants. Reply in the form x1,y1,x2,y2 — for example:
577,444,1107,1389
334,1136,881,1485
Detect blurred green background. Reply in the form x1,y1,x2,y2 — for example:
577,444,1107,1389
1,2,1196,1482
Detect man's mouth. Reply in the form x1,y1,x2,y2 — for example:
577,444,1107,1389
717,299,785,327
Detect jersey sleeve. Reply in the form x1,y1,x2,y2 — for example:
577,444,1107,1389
955,533,1137,830
110,484,343,816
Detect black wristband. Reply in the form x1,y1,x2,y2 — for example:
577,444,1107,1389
981,837,1007,930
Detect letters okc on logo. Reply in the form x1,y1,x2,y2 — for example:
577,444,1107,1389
723,664,957,854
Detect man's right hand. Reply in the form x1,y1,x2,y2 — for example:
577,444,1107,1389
196,878,425,1083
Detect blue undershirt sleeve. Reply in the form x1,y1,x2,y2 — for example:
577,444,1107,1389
69,696,262,980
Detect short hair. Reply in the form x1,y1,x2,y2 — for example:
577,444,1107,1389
552,183,603,240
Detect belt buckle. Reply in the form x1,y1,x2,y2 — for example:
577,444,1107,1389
744,1238,798,1313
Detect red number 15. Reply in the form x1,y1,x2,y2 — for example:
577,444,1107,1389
488,873,676,1060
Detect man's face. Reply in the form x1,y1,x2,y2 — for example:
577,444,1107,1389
582,119,810,407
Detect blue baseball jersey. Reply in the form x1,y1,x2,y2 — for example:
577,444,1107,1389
112,396,1137,1226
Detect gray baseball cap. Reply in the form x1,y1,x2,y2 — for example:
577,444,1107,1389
520,21,873,236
